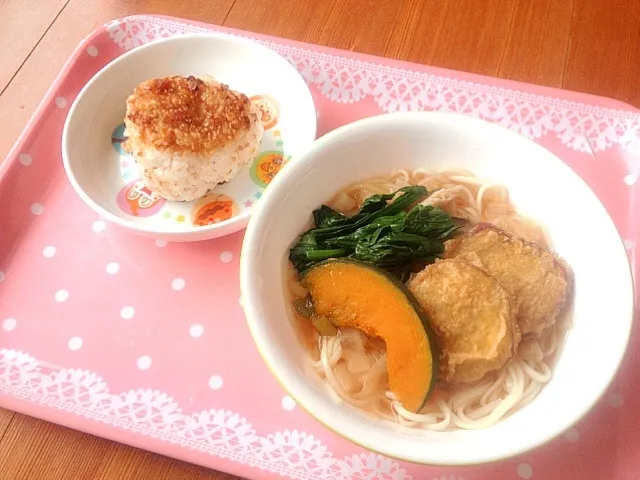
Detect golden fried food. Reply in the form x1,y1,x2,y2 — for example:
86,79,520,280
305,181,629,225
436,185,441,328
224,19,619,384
122,75,262,202
407,259,520,385
124,75,256,156
444,223,571,337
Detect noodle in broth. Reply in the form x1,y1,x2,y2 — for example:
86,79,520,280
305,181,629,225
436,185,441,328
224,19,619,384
289,168,570,431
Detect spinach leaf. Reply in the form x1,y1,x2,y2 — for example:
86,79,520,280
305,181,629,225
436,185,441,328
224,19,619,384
309,186,427,241
358,191,398,215
313,205,346,228
288,186,460,277
403,205,460,240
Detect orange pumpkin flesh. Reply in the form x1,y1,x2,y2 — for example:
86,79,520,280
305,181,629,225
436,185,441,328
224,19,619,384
303,259,437,412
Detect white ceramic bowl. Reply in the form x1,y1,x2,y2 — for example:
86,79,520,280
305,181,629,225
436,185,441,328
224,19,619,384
62,33,316,242
240,112,634,465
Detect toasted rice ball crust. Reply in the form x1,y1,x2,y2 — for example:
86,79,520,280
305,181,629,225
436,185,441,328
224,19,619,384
123,75,263,202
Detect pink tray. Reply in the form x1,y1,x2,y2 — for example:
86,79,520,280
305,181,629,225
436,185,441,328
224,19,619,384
1,14,639,480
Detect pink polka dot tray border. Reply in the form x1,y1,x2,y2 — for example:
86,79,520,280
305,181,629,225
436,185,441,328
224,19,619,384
1,13,639,480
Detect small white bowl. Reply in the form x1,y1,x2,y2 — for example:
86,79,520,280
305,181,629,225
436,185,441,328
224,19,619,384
62,33,316,242
240,112,634,465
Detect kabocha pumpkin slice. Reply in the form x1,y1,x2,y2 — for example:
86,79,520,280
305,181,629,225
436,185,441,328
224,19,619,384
303,258,437,413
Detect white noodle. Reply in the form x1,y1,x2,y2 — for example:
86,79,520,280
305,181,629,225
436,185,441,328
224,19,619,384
295,168,569,431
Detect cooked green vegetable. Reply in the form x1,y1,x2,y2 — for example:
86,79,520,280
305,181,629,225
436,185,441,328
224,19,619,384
292,296,338,336
289,186,459,278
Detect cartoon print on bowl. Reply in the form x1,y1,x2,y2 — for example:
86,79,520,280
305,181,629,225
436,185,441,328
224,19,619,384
111,123,128,154
191,194,239,226
117,179,166,217
250,151,288,188
162,211,190,224
250,94,280,130
250,128,288,188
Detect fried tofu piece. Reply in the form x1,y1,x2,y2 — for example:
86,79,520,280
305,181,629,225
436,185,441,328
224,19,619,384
407,259,520,385
444,223,571,337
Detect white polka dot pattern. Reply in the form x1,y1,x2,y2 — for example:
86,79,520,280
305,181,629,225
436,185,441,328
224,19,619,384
68,337,83,351
55,290,69,302
30,203,44,215
517,463,533,479
189,324,204,337
281,396,296,411
2,318,17,331
92,220,106,233
564,428,580,443
137,356,152,370
208,375,223,390
106,262,120,274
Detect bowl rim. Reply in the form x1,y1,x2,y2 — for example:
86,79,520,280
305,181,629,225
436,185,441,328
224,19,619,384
240,110,636,465
61,31,317,239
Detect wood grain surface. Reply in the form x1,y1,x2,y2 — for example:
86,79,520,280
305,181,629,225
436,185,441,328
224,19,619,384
0,0,68,93
1,0,639,478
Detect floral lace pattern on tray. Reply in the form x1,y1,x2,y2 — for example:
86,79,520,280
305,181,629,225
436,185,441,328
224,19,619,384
106,17,640,156
1,349,414,480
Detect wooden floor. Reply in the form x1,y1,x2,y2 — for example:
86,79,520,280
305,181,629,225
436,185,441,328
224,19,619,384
1,0,639,478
